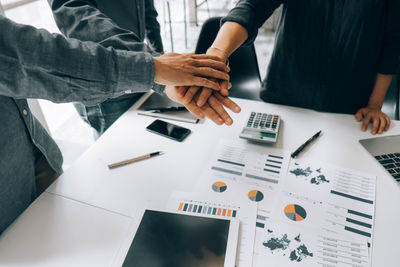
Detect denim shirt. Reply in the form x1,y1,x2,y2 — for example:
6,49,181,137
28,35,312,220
48,0,164,136
0,14,164,233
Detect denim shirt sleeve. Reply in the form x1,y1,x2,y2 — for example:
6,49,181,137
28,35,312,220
0,15,164,105
221,0,283,45
378,0,400,75
144,0,164,53
48,0,161,56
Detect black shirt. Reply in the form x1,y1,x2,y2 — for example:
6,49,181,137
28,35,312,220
223,0,400,114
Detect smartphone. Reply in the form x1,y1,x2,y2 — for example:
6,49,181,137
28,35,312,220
146,119,191,142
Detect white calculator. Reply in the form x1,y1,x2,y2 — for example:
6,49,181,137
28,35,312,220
239,112,281,144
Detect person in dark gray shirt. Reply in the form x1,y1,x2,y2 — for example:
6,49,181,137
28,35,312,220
49,0,166,138
183,0,400,135
0,10,231,234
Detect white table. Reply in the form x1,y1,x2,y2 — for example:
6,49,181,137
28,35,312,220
2,95,400,266
0,193,133,267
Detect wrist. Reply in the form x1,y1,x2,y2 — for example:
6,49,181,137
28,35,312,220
207,46,228,63
367,102,382,110
153,57,161,84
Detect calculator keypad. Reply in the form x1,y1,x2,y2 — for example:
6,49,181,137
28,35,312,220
246,112,279,132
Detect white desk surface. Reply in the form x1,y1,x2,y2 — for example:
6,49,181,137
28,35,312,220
2,95,400,266
0,192,133,267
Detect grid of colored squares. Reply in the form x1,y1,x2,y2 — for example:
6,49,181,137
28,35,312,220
178,202,237,218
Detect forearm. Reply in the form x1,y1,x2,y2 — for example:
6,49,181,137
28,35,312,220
368,73,393,108
0,16,159,105
210,22,249,59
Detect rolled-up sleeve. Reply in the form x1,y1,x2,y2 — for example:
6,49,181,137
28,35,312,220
378,0,400,75
221,0,283,45
0,15,163,106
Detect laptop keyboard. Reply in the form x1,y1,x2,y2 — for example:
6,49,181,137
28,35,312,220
375,153,400,182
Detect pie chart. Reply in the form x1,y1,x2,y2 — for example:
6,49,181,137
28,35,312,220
212,181,227,193
248,190,264,202
284,204,307,222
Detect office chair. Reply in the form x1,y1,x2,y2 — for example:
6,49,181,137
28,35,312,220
382,74,399,120
194,17,262,101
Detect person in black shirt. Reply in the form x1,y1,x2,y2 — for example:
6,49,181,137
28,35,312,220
178,0,400,135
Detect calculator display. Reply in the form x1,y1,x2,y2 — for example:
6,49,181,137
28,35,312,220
261,132,276,138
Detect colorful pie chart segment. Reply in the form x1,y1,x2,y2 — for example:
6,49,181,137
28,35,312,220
248,190,264,202
284,204,307,222
212,181,227,193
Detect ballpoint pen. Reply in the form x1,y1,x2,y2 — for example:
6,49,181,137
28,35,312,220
291,130,322,158
108,151,164,169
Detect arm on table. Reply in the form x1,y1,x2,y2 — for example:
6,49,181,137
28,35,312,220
355,0,400,134
355,74,393,134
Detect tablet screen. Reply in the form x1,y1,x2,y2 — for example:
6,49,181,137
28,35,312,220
122,210,230,267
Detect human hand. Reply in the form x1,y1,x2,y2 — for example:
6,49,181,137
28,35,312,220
355,105,391,135
192,47,230,107
153,53,229,90
165,86,241,125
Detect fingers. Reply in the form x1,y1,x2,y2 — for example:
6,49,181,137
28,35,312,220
213,92,241,113
192,59,230,72
192,77,221,91
183,86,200,105
377,117,386,134
384,115,391,131
184,100,205,120
220,81,231,97
355,109,365,121
208,95,233,125
199,102,225,125
197,88,213,107
189,66,230,81
361,113,372,132
175,86,187,98
371,116,380,135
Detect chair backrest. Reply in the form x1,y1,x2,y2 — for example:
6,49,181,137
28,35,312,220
195,17,262,100
382,74,399,120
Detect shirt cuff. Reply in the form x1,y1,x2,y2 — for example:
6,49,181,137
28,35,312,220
114,50,163,94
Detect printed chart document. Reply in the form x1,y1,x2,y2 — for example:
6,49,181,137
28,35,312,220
278,159,376,246
167,191,257,267
194,139,376,266
253,219,369,267
195,139,290,229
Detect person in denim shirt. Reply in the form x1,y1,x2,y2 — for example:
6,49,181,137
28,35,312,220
0,10,231,233
48,0,164,138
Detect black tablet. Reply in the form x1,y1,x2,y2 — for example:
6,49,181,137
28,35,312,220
114,209,239,267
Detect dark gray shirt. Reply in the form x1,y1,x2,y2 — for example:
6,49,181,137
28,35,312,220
223,0,400,113
0,14,163,233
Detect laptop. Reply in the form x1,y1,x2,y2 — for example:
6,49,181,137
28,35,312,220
359,135,400,183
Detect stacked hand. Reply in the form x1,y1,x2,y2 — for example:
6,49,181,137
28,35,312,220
355,104,390,135
153,52,229,90
160,50,240,125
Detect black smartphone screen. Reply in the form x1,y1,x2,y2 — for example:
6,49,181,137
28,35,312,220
146,120,191,142
122,210,230,267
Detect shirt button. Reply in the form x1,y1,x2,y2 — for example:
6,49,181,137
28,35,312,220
23,109,28,116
